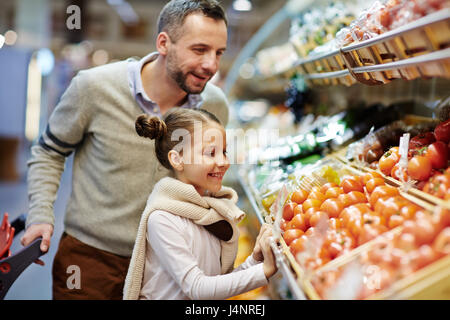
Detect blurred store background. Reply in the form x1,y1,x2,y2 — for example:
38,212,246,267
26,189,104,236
0,0,286,299
3,0,449,301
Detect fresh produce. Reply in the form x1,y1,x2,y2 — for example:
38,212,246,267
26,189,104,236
434,118,450,143
353,118,450,199
280,172,428,272
310,207,450,299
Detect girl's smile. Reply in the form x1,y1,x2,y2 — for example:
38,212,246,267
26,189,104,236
176,122,230,196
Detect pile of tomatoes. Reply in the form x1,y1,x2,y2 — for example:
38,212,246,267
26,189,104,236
281,171,429,270
311,208,450,299
376,119,450,199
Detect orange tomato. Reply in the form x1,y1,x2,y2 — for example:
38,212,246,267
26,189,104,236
305,227,316,236
309,211,329,227
289,213,307,231
400,204,420,220
380,197,406,220
388,214,405,229
302,198,322,212
290,235,308,256
339,229,356,249
413,217,437,246
348,217,363,238
328,218,342,230
338,193,353,208
283,229,304,246
303,207,320,229
369,185,400,207
291,189,309,204
352,203,373,214
294,204,303,216
415,245,440,269
320,198,344,218
432,227,450,255
358,224,385,245
324,187,343,199
340,177,364,193
407,155,432,181
363,213,384,227
365,177,385,194
320,182,339,195
378,148,400,175
282,201,296,221
308,190,326,203
339,204,366,227
391,163,408,181
363,171,384,185
328,242,344,259
280,219,288,232
347,191,368,206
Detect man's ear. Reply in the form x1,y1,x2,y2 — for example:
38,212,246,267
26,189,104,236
156,32,170,56
168,150,183,171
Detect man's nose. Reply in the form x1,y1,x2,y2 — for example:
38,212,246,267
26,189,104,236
201,52,219,74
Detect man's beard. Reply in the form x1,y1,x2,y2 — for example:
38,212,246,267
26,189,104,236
167,51,211,94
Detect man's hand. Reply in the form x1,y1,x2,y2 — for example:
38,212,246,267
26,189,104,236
20,223,53,266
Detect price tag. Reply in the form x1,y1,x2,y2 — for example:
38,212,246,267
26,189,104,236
398,133,410,168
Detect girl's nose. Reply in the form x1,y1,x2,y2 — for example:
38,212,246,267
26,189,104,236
216,153,229,168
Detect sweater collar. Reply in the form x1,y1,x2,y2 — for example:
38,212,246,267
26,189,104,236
127,52,203,116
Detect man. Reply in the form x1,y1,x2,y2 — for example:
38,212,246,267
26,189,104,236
21,0,229,299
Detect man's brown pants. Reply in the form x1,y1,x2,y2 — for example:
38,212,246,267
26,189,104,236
52,232,131,300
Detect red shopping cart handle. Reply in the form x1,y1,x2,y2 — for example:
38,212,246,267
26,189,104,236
0,237,44,300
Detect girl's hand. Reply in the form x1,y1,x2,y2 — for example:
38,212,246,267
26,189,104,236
252,224,272,262
261,234,278,279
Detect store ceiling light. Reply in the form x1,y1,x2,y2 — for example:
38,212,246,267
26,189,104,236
233,0,252,12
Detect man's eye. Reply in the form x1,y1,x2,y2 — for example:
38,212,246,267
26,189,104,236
194,48,206,54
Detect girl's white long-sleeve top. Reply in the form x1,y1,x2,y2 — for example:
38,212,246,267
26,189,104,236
139,210,268,300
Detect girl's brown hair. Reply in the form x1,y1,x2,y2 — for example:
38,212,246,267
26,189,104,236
135,107,221,169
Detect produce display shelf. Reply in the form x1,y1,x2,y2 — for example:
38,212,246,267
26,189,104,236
334,153,450,211
270,8,450,87
234,167,308,300
349,48,450,75
238,152,449,300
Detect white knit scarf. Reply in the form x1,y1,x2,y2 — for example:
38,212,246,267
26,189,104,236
123,177,245,300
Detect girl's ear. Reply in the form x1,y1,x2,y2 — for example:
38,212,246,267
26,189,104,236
156,32,170,56
168,150,183,172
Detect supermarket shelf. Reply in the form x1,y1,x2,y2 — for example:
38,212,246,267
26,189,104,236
341,9,450,52
303,69,350,80
270,238,307,300
234,167,309,300
264,8,450,86
351,48,450,74
301,48,450,80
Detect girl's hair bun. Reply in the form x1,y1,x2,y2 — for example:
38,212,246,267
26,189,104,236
135,114,167,140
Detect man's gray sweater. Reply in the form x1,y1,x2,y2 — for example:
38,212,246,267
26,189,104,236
26,59,229,256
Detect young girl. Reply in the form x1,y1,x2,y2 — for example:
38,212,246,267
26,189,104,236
123,107,277,300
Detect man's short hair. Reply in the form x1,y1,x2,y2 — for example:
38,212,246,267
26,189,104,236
157,0,227,42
